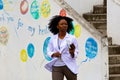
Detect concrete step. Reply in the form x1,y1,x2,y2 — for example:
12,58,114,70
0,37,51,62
83,12,106,21
109,55,120,65
90,20,106,29
109,64,120,74
109,74,120,80
93,5,106,14
109,45,120,55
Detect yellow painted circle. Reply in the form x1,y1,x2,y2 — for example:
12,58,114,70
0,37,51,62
20,49,28,62
41,0,51,18
74,24,81,38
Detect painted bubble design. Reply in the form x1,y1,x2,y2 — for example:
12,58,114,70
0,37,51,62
20,49,28,62
81,37,98,63
43,37,52,61
20,0,29,15
59,9,66,17
30,0,39,19
69,22,81,37
27,43,35,58
41,0,51,18
0,0,3,10
85,37,98,59
0,26,9,45
69,22,74,35
74,24,81,38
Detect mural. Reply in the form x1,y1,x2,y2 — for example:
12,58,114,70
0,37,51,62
0,0,3,10
30,0,40,19
41,0,51,18
20,43,35,62
20,0,29,15
27,43,35,58
81,37,98,63
85,37,98,60
0,26,9,45
20,49,28,62
0,0,103,80
43,36,52,61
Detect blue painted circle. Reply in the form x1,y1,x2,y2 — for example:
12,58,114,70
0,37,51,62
85,37,98,59
43,37,52,61
0,0,3,10
27,43,35,58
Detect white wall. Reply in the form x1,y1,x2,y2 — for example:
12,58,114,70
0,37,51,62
65,0,103,15
0,0,108,80
108,0,120,45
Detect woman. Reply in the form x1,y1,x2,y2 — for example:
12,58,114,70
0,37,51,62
45,15,79,80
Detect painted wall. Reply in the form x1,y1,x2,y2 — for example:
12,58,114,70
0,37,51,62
0,0,108,80
108,0,120,45
64,0,103,15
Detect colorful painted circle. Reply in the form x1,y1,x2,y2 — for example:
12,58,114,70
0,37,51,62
4,0,14,11
41,0,51,18
20,0,29,15
59,9,66,17
30,0,39,19
27,43,35,58
85,37,98,59
0,26,9,45
69,22,74,35
20,49,28,62
43,37,52,61
0,0,3,10
74,24,81,38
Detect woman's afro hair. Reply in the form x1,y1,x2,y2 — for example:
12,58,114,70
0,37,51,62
48,15,74,35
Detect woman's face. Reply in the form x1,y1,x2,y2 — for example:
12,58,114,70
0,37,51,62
57,19,68,33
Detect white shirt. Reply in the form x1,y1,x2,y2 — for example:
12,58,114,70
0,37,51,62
45,33,79,74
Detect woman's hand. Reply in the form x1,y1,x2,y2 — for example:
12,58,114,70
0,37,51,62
51,52,61,58
69,43,75,58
